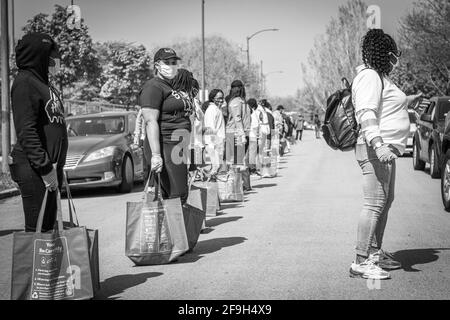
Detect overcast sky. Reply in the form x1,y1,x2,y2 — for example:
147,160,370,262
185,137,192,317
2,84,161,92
10,0,417,97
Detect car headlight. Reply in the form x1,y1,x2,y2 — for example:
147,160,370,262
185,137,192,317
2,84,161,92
83,146,116,162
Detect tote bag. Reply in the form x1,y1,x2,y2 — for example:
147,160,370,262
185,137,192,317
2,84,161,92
125,174,189,265
11,190,93,300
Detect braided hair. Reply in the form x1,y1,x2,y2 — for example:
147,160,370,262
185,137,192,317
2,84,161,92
172,68,196,98
361,29,399,76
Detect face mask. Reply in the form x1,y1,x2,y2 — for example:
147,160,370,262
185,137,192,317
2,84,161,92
49,57,61,75
157,61,178,79
388,52,400,71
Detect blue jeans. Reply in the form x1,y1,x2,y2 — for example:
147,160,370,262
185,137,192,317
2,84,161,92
355,144,396,257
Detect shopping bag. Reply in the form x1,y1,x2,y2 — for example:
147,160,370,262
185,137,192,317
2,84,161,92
186,171,207,232
125,174,189,265
189,170,221,216
217,168,244,203
241,166,251,190
11,190,93,300
182,204,205,251
63,173,100,295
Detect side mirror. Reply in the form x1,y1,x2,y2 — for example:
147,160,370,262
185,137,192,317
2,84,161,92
420,114,432,122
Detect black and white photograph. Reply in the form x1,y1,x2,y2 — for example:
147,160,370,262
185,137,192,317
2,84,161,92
1,0,450,305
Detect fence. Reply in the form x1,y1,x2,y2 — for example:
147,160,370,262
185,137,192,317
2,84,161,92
64,99,138,116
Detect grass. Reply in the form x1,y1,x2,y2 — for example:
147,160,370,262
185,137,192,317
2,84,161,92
0,170,17,192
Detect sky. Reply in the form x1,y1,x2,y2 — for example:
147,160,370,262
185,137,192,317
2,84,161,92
8,0,417,97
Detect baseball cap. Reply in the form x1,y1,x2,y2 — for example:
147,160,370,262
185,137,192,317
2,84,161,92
154,48,181,62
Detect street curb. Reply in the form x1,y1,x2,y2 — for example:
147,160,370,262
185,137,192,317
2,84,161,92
0,188,20,200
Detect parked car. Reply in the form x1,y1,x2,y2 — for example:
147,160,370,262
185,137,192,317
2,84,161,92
405,109,419,155
413,96,450,179
64,111,144,193
440,110,450,211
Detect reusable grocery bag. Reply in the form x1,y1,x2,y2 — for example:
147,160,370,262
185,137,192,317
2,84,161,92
125,174,189,265
11,190,93,300
63,173,100,295
217,168,244,203
187,170,220,216
261,152,277,178
182,203,205,251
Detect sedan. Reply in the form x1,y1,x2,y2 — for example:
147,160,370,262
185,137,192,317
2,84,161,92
64,111,144,193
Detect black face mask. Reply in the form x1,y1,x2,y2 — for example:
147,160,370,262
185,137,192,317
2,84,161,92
15,33,59,84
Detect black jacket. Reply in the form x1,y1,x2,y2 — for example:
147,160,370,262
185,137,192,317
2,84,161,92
11,33,67,175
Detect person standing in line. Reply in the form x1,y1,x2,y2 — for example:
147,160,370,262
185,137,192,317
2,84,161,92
139,48,192,204
314,114,322,139
261,100,275,152
134,105,152,181
272,104,284,158
9,33,68,232
349,29,422,280
171,69,204,172
204,89,226,177
295,114,305,141
225,80,247,167
247,98,260,174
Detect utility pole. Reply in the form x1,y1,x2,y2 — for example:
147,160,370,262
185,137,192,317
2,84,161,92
1,0,11,172
201,0,206,103
260,60,264,97
9,0,16,146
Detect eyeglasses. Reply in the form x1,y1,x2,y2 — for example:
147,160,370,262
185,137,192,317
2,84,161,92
389,50,402,58
214,98,224,102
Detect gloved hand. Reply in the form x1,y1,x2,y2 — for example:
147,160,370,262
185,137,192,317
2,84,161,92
375,144,398,163
41,164,58,191
151,154,163,173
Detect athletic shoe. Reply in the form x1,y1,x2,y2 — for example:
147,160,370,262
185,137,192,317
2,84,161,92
349,259,391,280
369,249,402,270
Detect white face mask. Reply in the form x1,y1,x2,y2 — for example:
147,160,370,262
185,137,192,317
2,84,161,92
388,52,400,71
49,57,61,75
157,61,178,80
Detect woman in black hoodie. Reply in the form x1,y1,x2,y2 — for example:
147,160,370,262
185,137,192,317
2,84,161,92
9,33,68,232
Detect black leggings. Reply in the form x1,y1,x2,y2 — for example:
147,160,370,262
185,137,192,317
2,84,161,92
9,161,63,232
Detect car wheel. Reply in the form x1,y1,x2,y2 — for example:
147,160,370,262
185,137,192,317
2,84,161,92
441,152,450,212
118,156,134,193
430,144,440,179
413,141,425,171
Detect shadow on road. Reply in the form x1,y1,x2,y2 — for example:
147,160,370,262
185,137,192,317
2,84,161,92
394,248,450,272
0,229,22,237
252,183,277,189
206,216,243,228
95,272,163,300
219,203,244,210
175,237,247,264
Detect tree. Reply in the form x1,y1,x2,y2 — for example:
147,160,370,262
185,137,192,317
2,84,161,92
300,0,368,115
21,5,101,98
393,0,450,96
166,35,262,99
99,42,152,105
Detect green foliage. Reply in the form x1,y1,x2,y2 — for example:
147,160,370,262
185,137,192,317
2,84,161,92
166,35,262,99
393,0,450,96
98,42,152,105
21,5,101,95
300,0,368,114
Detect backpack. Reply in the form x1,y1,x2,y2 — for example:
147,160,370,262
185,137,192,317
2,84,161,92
322,69,383,151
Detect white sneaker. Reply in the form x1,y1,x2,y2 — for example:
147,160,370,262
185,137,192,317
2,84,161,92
349,259,391,280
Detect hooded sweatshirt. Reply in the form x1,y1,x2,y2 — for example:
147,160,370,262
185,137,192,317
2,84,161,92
11,33,68,175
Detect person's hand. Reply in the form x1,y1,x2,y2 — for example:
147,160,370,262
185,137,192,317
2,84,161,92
151,154,163,173
408,92,423,105
375,144,398,164
41,165,58,191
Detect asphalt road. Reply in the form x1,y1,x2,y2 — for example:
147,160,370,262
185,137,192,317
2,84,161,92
1,130,450,300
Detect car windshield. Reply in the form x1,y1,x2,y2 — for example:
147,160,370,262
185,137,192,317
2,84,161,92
438,101,450,120
66,116,125,136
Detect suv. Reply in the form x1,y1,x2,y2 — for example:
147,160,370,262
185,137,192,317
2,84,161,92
413,96,450,178
440,110,450,211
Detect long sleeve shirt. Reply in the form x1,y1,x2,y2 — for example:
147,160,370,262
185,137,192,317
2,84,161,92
352,65,410,154
204,102,225,146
